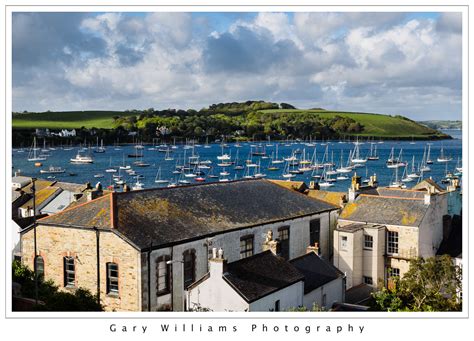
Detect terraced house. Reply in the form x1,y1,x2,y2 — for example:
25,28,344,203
21,179,339,311
333,177,458,290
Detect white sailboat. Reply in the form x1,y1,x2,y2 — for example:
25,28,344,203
27,137,47,161
351,139,367,164
437,144,452,163
407,155,420,179
367,143,379,160
154,167,169,184
132,175,145,191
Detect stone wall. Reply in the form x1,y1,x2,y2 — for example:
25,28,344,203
21,224,141,311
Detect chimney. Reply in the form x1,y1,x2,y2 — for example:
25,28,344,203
368,173,378,188
86,189,98,201
424,193,431,205
306,242,320,255
262,230,279,255
123,184,131,192
309,181,320,190
72,193,82,202
209,247,227,278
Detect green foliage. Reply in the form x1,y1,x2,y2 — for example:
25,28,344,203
12,260,103,311
287,303,324,312
371,256,462,312
12,102,450,142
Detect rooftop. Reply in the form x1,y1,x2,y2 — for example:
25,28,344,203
306,189,345,207
289,252,344,294
37,179,337,250
336,223,385,233
223,250,304,303
339,194,430,227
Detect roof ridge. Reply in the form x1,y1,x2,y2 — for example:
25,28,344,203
359,194,424,201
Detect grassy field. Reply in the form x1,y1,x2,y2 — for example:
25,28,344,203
12,108,447,139
12,111,129,129
258,109,445,138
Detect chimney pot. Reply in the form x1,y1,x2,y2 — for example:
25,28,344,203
212,247,217,259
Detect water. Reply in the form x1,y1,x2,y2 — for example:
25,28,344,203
12,138,462,192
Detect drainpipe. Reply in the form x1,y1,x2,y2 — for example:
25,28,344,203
94,227,100,306
31,178,38,305
147,242,152,312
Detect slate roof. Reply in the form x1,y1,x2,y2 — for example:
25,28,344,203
223,250,304,303
375,188,426,199
289,252,344,294
339,194,429,227
269,180,308,193
20,186,62,210
307,190,345,207
37,179,337,249
412,178,444,193
38,194,113,228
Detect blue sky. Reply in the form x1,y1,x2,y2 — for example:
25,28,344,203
12,12,462,120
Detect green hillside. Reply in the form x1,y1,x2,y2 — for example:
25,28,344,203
12,105,448,140
258,109,445,138
12,111,129,129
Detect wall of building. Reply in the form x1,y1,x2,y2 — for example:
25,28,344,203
187,275,248,312
419,194,447,258
21,225,142,311
249,282,304,312
147,212,332,311
333,228,363,289
302,277,345,310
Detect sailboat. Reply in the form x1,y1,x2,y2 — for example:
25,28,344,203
351,139,367,164
426,144,433,164
27,137,47,161
388,165,406,188
455,157,462,174
94,138,106,153
401,164,414,183
367,143,379,160
272,144,285,164
254,160,266,178
132,175,145,191
407,156,420,179
419,146,431,172
154,167,169,184
282,161,296,179
386,148,406,168
437,144,452,163
319,166,335,187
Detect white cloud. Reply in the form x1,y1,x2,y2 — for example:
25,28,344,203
12,12,462,120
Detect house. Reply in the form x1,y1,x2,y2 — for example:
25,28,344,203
187,249,305,312
289,248,345,310
187,243,345,312
333,175,452,290
20,179,339,312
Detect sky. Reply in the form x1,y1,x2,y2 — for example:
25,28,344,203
12,12,462,120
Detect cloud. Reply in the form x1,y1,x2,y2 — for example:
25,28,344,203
12,12,462,120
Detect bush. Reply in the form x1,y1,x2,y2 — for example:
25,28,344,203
12,260,103,311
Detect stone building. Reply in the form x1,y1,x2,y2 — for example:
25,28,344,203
20,179,339,311
333,177,454,290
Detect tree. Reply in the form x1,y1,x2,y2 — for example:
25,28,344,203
371,255,462,312
12,260,103,311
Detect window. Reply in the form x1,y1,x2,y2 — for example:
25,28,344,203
63,256,75,288
387,231,399,254
387,267,400,282
340,236,348,250
183,249,196,289
156,256,171,296
364,235,373,250
309,219,321,246
240,235,254,259
106,263,119,295
363,276,373,285
278,227,290,260
34,256,44,280
274,300,280,312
